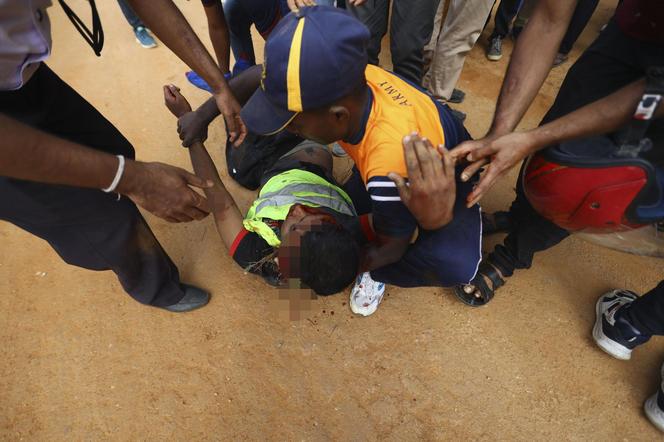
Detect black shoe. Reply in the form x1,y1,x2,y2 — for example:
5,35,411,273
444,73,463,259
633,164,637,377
511,26,523,40
450,108,466,122
162,284,210,312
448,88,465,104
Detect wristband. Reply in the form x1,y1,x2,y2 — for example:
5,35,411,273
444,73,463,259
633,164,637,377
102,155,125,193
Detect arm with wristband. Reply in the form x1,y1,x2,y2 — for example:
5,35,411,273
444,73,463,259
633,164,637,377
0,114,213,223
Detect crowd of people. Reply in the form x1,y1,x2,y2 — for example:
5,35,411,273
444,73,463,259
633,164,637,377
1,0,662,433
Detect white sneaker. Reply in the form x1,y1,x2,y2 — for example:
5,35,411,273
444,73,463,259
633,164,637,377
645,394,664,433
349,272,385,316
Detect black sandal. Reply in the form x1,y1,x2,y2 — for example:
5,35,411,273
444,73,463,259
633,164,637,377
454,261,505,307
481,211,512,236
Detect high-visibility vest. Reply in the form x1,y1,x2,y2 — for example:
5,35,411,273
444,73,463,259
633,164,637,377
243,169,356,247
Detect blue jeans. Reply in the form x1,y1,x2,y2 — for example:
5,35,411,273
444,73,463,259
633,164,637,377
117,0,144,30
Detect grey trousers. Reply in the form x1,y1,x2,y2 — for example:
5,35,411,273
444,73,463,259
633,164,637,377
347,0,440,85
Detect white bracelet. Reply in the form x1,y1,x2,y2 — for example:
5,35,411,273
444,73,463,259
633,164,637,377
102,155,126,193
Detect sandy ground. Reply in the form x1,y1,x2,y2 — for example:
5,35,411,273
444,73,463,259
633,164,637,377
2,1,664,440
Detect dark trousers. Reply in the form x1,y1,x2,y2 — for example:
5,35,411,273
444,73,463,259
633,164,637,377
348,0,440,85
117,0,144,30
490,0,521,39
559,0,600,55
489,20,664,331
0,64,185,307
343,166,482,288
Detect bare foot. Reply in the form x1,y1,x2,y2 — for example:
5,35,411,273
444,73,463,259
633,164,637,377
163,84,192,118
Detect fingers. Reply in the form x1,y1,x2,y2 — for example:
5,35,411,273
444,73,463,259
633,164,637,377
402,133,422,184
387,172,410,202
181,169,214,189
233,115,247,146
412,136,439,179
466,166,500,208
460,158,488,182
225,113,238,143
438,145,455,178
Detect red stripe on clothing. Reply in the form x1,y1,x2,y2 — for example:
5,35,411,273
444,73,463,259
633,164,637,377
360,214,375,242
229,228,250,256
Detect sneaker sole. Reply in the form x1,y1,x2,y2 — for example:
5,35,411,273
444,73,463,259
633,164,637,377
644,394,664,433
486,54,502,61
136,38,157,49
592,292,632,360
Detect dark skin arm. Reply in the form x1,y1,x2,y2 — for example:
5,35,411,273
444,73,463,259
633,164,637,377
361,234,410,272
0,114,212,223
202,0,231,74
164,85,244,249
126,0,246,145
177,65,263,146
453,78,662,207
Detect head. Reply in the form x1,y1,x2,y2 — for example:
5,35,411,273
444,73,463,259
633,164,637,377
240,6,370,138
285,82,368,145
277,204,360,296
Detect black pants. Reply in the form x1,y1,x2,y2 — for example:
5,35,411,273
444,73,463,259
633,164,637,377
348,0,440,85
489,20,664,332
0,64,185,307
490,0,521,39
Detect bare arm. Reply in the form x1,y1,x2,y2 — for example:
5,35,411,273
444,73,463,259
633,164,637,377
202,1,231,74
164,85,244,249
490,0,577,135
456,78,663,207
177,65,263,146
361,234,410,272
126,0,247,144
0,114,212,222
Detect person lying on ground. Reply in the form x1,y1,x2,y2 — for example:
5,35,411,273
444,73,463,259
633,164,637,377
164,84,364,295
240,7,482,316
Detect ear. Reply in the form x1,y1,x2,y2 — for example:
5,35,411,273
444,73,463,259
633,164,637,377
290,204,307,217
329,105,350,124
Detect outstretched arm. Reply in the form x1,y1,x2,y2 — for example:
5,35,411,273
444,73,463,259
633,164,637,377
453,77,661,207
163,85,244,249
177,65,263,146
126,0,246,144
202,0,231,74
0,114,212,223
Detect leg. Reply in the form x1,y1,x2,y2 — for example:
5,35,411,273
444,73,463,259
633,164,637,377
423,0,447,77
490,0,521,39
0,64,186,307
116,0,144,29
347,0,390,66
424,0,495,100
371,183,482,287
389,0,441,84
624,281,664,337
473,20,660,299
558,0,600,55
223,0,257,66
0,181,184,307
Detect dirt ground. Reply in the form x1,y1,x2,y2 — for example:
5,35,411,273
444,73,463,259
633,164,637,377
2,1,663,440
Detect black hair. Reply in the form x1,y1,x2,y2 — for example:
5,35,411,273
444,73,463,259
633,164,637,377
298,220,361,296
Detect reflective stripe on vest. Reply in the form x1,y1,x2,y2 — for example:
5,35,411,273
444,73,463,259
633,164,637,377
243,169,356,247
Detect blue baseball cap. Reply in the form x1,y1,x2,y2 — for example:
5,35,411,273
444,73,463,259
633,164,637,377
241,6,370,135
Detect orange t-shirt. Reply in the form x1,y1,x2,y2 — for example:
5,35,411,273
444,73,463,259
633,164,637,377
338,65,468,237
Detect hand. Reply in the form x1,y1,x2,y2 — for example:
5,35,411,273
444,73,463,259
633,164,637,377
214,89,247,146
449,131,535,208
346,0,367,5
163,84,192,117
117,161,213,223
287,0,316,10
388,133,456,230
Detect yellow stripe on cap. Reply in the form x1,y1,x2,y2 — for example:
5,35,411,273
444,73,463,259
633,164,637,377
286,18,306,112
